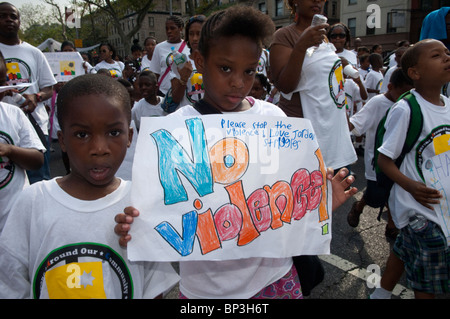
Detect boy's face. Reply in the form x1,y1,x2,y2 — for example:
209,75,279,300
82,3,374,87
195,35,260,112
138,76,157,99
249,77,266,100
58,94,132,193
409,40,450,85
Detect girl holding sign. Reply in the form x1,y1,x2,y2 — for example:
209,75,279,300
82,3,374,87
115,5,357,299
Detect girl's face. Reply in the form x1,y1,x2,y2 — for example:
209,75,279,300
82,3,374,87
196,35,260,112
99,45,113,61
329,27,347,52
166,20,182,43
145,39,156,58
58,94,132,199
188,22,203,52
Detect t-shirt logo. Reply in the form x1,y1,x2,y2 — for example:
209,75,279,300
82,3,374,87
187,70,204,103
33,243,133,299
328,60,347,109
0,131,15,189
5,58,32,93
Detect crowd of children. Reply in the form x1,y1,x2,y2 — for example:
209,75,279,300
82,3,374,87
0,1,449,300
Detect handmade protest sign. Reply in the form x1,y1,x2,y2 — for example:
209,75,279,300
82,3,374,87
128,114,332,262
44,52,85,82
422,151,450,244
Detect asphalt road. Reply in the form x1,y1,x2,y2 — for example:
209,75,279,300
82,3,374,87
48,139,449,300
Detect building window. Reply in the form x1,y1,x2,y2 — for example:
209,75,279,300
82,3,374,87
349,0,356,5
275,0,284,16
148,17,154,28
348,18,356,37
259,2,267,14
387,12,396,33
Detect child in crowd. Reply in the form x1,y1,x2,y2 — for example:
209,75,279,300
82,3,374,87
0,51,45,232
114,5,357,299
375,39,450,298
0,74,179,299
364,53,384,101
131,71,166,131
347,69,414,239
357,54,371,81
380,46,408,94
249,73,272,101
168,14,206,109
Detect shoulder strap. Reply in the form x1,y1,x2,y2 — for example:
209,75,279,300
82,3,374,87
373,90,423,173
158,41,187,87
401,92,423,155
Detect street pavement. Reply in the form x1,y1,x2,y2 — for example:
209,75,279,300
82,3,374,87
48,140,449,299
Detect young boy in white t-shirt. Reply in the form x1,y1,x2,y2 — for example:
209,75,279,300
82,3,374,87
347,69,413,237
131,71,167,131
0,74,179,299
376,39,450,299
364,53,384,101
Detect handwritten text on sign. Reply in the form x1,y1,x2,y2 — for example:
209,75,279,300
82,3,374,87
128,115,332,262
422,151,450,244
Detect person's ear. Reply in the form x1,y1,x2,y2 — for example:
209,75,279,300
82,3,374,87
407,66,420,81
194,50,205,75
127,126,133,148
57,130,67,153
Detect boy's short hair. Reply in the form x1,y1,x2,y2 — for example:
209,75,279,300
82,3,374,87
138,70,157,83
400,39,436,82
369,53,383,67
358,54,370,64
57,74,131,128
198,5,275,58
389,68,413,88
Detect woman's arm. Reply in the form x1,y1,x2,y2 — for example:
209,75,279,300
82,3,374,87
270,24,327,94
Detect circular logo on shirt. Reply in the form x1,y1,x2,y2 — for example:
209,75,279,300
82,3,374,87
5,58,32,93
328,60,347,109
415,126,450,181
33,243,133,299
186,70,204,104
0,131,15,189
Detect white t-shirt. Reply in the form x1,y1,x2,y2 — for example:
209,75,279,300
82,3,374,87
148,41,190,95
141,55,152,71
0,178,179,299
337,49,358,67
364,70,384,101
94,60,125,79
169,99,293,299
0,41,57,134
282,42,357,169
169,56,204,107
131,97,166,131
380,65,397,94
378,90,450,229
350,94,394,181
0,102,45,232
345,78,364,117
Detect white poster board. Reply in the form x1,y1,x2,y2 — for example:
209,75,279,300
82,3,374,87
422,151,450,244
44,52,85,82
128,114,332,262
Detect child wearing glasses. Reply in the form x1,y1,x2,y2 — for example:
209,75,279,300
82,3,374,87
328,23,358,67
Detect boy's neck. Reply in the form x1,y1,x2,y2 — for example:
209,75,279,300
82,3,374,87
145,95,158,105
415,86,444,106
